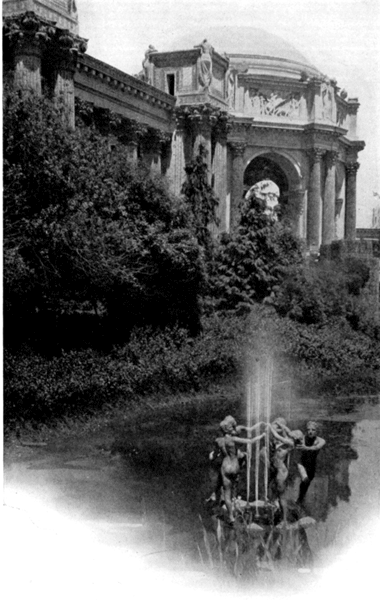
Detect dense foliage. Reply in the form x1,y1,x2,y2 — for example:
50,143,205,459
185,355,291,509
4,89,205,350
210,193,304,311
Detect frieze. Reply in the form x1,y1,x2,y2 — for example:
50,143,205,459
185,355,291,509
248,88,301,119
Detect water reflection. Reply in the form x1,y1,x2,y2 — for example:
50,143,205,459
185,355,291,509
117,399,380,566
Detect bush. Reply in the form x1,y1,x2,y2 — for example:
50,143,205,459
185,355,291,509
3,313,247,429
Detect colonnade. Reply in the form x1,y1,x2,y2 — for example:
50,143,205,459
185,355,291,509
227,141,360,249
4,11,87,129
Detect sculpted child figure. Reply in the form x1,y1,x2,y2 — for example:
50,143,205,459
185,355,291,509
295,421,326,504
209,416,265,524
259,417,296,521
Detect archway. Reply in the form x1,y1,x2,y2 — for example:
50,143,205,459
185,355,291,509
243,152,304,229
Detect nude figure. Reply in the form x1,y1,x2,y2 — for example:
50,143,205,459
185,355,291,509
210,416,265,524
295,421,325,504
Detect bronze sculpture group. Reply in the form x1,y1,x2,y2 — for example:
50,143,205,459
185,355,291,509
208,415,325,525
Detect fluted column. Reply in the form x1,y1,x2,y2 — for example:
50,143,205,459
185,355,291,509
4,12,54,94
213,132,228,233
322,151,338,245
230,142,246,230
53,31,87,130
14,39,43,93
307,148,325,250
345,161,360,240
168,124,187,196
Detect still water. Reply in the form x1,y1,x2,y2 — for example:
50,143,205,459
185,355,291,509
114,394,380,573
3,395,380,599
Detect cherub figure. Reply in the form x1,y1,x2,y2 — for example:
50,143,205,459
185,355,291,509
259,417,296,521
209,416,265,524
295,421,326,504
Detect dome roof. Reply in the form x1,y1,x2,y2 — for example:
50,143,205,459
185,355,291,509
168,26,323,78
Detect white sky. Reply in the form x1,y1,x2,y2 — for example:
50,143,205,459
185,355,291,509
78,0,380,227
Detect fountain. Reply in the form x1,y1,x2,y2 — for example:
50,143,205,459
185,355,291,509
206,355,316,569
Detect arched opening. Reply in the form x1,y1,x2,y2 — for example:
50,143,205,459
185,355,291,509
243,152,304,230
244,155,289,209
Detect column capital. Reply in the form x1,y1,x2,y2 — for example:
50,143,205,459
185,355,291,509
346,161,360,175
229,141,247,156
55,29,88,60
326,150,339,167
3,11,87,66
174,104,229,134
308,147,326,163
3,11,55,54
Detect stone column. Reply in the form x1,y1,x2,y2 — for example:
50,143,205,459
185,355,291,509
229,142,246,231
4,12,54,94
168,123,187,196
53,32,87,130
345,161,360,240
322,151,338,245
211,130,228,233
13,38,43,93
54,63,76,128
307,148,325,250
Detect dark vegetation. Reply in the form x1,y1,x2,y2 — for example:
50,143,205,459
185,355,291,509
3,89,380,434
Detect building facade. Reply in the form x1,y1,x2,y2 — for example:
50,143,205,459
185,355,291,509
2,1,369,255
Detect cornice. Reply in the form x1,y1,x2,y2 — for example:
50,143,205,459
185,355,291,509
77,54,176,112
151,48,229,70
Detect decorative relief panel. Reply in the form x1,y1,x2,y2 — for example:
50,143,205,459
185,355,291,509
248,88,301,119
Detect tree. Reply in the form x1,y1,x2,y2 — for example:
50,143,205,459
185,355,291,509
3,89,205,351
210,193,303,312
181,145,219,253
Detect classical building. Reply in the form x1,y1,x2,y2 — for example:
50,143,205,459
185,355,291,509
1,1,370,256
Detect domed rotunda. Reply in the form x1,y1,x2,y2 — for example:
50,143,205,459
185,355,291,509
2,2,365,252
147,26,364,249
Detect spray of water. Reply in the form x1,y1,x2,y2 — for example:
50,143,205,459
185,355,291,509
245,355,274,507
